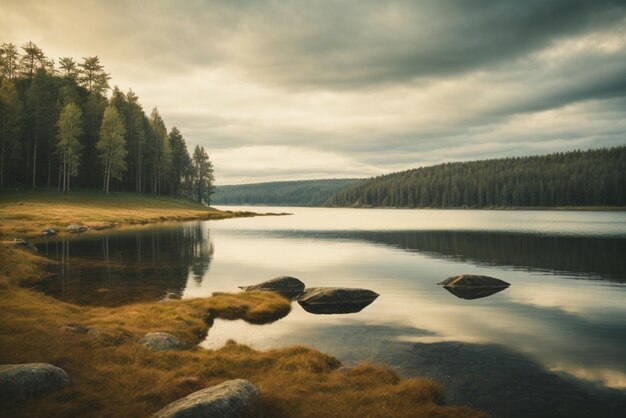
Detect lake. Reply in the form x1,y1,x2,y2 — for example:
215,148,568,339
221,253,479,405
32,207,626,418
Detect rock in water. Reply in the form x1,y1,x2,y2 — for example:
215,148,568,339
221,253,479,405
239,276,305,298
138,332,184,351
437,274,510,300
437,274,510,288
297,287,379,314
153,379,262,418
0,363,69,402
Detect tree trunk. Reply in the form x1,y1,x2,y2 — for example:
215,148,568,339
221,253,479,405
136,146,141,193
105,157,111,194
47,139,52,189
32,140,37,188
103,155,108,192
57,157,62,191
0,134,4,191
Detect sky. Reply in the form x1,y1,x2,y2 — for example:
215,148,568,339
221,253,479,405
2,0,626,184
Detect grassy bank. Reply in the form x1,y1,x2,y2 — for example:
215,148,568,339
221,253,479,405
0,244,486,417
0,190,259,238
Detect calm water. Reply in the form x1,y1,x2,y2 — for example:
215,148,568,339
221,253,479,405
33,208,626,418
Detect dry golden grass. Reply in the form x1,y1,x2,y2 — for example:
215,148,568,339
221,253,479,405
0,189,256,238
0,244,487,418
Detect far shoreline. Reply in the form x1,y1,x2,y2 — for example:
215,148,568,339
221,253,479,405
214,203,626,212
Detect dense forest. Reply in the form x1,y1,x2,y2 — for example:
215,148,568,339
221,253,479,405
0,42,215,203
213,179,360,206
327,147,626,208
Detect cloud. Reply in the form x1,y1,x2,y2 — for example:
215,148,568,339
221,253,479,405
1,0,625,183
210,146,385,184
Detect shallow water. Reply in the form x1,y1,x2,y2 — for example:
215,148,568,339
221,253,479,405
33,207,626,417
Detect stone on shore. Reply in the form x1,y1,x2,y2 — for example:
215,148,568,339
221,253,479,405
138,332,184,351
239,276,305,298
0,363,69,402
11,238,37,253
42,228,57,236
153,379,262,418
66,224,88,233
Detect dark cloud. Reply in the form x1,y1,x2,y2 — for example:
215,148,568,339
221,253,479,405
225,0,626,89
7,0,624,89
2,0,625,183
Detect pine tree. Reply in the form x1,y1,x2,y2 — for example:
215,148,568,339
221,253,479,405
97,105,127,194
0,43,20,79
192,145,215,205
19,41,47,80
78,56,110,95
149,108,172,194
0,79,22,189
168,127,192,197
58,57,79,81
56,102,83,193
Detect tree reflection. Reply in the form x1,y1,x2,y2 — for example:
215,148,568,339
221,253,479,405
302,230,626,282
33,223,214,306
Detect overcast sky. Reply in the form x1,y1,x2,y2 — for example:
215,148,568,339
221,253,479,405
2,0,626,184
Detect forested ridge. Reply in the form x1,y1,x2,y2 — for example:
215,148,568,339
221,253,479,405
214,178,360,206
327,147,626,208
0,42,215,203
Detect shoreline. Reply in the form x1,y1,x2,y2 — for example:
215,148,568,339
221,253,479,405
0,190,286,239
0,190,484,417
217,203,626,211
0,242,484,418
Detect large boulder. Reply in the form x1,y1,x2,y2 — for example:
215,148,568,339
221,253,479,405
297,287,379,314
138,332,184,351
153,379,262,418
0,363,69,402
239,276,305,299
437,274,510,300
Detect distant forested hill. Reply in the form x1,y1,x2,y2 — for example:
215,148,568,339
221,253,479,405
327,147,626,208
213,179,361,206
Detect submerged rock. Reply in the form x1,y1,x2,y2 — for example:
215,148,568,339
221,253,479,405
138,332,184,351
66,224,88,233
0,363,69,402
297,287,379,314
153,379,262,418
437,274,510,300
239,276,305,299
11,238,37,253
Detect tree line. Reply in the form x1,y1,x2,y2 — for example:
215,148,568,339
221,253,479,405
327,147,626,208
0,41,215,204
213,179,360,206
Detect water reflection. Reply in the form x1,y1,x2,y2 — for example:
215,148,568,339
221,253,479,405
267,230,626,281
32,223,213,306
297,298,377,314
26,207,626,417
441,285,508,300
